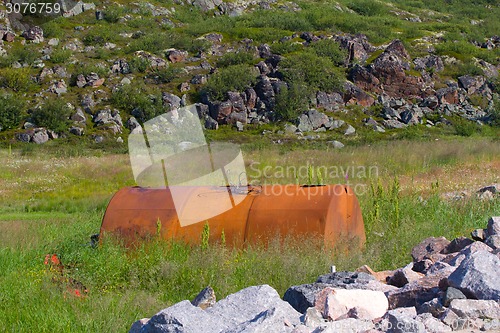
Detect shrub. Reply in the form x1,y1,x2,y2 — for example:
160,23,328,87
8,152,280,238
129,57,150,73
270,41,303,55
50,48,72,64
279,51,344,93
453,117,480,137
348,0,387,16
41,20,64,39
83,30,113,46
310,39,346,66
104,6,126,23
0,93,26,131
111,84,165,122
203,64,259,101
0,68,32,92
216,52,255,68
274,83,311,121
0,44,39,68
457,62,484,77
150,66,182,83
30,99,72,132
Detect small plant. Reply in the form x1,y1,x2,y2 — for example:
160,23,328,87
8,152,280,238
0,68,32,92
203,65,258,101
150,67,182,84
274,83,310,121
156,218,162,237
129,57,150,73
221,229,226,247
201,222,210,250
0,93,26,131
316,168,324,185
310,39,346,66
30,99,72,133
279,51,344,93
307,165,314,185
50,48,72,64
216,52,255,68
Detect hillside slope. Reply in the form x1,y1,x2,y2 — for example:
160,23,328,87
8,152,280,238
0,0,499,146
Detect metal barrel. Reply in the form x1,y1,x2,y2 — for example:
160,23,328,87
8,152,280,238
100,185,365,247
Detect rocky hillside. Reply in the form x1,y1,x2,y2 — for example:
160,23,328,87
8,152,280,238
130,216,500,332
0,0,499,145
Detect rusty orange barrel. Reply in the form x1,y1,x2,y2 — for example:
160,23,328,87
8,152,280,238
100,185,365,247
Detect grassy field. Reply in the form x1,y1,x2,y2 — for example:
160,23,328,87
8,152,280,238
1,137,500,332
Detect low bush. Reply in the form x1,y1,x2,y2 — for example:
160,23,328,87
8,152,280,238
0,44,39,68
453,117,481,137
30,99,72,133
216,52,255,68
0,68,32,92
0,93,26,131
150,66,182,84
274,83,310,121
270,41,303,55
111,84,165,122
203,64,258,101
310,39,346,66
129,57,150,73
50,49,72,64
279,51,344,93
347,0,388,16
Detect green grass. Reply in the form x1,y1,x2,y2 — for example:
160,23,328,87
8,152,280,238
1,137,500,331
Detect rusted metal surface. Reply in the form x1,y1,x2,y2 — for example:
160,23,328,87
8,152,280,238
101,185,365,247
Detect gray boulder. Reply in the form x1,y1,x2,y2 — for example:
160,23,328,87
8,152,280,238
447,250,500,300
283,283,330,314
385,308,425,333
415,313,451,333
192,286,216,310
449,299,500,319
344,124,355,136
485,235,500,250
138,300,227,333
207,285,301,329
297,114,313,133
32,128,49,144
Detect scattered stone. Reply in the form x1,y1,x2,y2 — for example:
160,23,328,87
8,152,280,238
317,288,388,320
487,216,500,236
344,124,355,136
411,237,450,262
303,307,325,329
417,298,446,318
471,229,487,241
442,287,466,307
32,128,49,144
485,235,500,250
385,308,426,333
328,141,344,149
70,126,84,136
71,109,86,123
449,299,500,320
416,313,451,333
442,237,474,254
284,283,330,314
387,263,423,287
22,26,44,43
191,286,216,310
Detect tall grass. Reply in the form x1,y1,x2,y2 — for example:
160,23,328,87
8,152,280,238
1,138,500,331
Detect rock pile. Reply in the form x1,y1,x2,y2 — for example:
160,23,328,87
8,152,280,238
130,216,500,332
